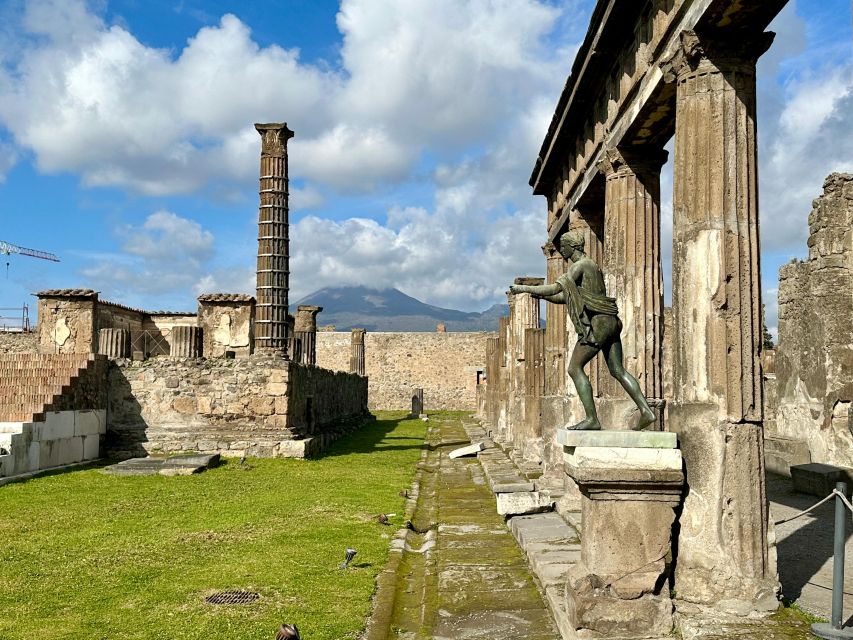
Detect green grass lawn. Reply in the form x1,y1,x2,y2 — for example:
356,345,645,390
0,411,435,640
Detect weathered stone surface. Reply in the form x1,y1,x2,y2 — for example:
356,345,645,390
103,453,220,476
495,491,554,516
448,442,485,459
764,436,811,477
107,355,369,459
775,174,853,470
317,331,493,410
493,481,536,494
791,462,851,498
557,429,677,449
197,296,254,358
565,583,673,638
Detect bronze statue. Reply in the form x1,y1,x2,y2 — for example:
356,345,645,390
510,231,656,431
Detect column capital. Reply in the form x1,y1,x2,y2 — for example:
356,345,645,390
255,122,295,156
597,147,669,180
661,29,775,83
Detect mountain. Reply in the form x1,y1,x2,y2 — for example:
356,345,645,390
294,286,509,332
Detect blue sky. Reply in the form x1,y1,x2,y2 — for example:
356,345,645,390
0,0,850,339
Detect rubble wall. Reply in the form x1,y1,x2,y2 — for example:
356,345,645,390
0,332,37,354
775,173,853,468
315,331,494,410
106,356,369,458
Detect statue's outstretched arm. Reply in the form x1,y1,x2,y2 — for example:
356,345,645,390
509,282,561,297
540,292,566,304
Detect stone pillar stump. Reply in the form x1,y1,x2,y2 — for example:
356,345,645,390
171,326,202,358
350,328,366,376
98,328,131,359
559,428,682,638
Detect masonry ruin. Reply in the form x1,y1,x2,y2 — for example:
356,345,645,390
477,0,790,631
0,122,370,480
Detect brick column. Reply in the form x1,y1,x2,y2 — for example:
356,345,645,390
662,29,777,609
598,148,666,405
350,328,366,376
254,123,294,355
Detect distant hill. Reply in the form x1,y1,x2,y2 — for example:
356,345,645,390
294,286,509,332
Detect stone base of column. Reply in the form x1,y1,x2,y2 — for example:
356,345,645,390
560,430,682,639
595,397,664,432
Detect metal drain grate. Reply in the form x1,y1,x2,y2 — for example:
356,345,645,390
205,590,260,605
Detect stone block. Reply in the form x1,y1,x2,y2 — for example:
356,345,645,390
564,446,683,486
791,462,852,497
448,442,485,458
74,410,103,436
41,411,75,441
557,428,677,449
565,579,673,637
82,434,99,460
61,437,85,465
764,436,811,477
493,481,535,493
496,491,554,516
38,439,61,468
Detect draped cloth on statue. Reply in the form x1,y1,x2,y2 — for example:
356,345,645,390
556,273,618,348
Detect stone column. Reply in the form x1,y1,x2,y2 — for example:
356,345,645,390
350,328,366,376
294,305,323,365
662,29,777,609
254,122,294,356
508,279,542,446
171,326,201,358
98,328,130,359
542,242,568,396
598,147,667,406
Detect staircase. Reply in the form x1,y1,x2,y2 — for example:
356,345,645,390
0,353,108,479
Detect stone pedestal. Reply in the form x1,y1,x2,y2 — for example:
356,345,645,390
560,428,682,638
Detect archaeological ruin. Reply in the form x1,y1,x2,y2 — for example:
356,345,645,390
0,122,371,479
476,0,801,634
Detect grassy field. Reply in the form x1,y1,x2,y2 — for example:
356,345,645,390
0,411,433,640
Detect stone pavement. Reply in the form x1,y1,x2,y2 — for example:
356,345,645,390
364,414,559,639
770,471,853,623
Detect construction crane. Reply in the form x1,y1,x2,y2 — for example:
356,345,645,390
0,240,60,263
0,240,59,278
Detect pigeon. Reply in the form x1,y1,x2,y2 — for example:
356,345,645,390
275,624,300,639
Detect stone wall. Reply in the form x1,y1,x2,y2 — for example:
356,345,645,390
0,332,37,354
774,173,853,469
107,356,369,458
315,331,493,410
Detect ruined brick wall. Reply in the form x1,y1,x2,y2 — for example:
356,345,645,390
97,302,146,332
107,356,368,458
775,173,853,467
0,332,37,354
315,331,494,410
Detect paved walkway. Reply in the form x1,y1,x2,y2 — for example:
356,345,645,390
365,414,559,639
769,472,853,622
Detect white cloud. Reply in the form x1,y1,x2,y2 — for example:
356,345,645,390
80,210,216,304
0,0,569,196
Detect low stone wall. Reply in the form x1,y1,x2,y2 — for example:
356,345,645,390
107,356,369,458
0,332,37,354
316,331,493,410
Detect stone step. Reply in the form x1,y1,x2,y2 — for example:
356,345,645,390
556,428,678,449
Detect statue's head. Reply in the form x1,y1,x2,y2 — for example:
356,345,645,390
559,230,585,259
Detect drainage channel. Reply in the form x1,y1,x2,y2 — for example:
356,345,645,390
363,414,559,639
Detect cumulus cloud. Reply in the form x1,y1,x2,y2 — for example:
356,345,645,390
0,0,568,197
80,210,216,305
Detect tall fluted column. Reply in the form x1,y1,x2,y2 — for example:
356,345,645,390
350,328,366,376
543,243,568,396
254,123,294,355
662,29,777,609
598,147,666,404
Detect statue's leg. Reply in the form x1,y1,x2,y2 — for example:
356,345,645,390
567,341,601,430
602,337,657,430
